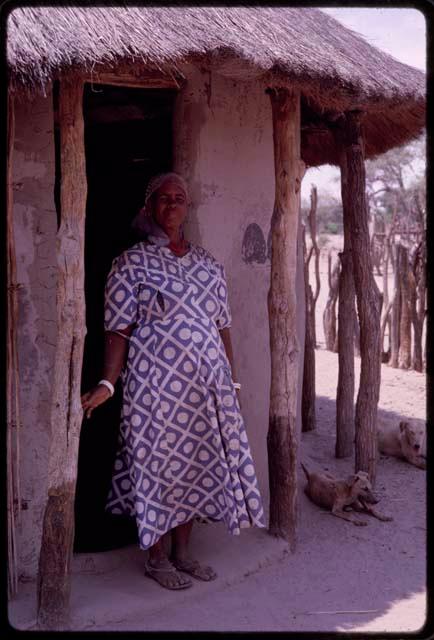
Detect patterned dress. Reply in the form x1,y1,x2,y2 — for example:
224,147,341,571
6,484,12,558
104,240,265,550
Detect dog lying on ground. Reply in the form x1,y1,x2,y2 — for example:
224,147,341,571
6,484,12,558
301,462,393,526
378,418,426,470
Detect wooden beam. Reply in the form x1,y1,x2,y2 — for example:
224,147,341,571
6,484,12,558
266,87,302,549
37,76,88,630
341,111,382,483
83,71,181,90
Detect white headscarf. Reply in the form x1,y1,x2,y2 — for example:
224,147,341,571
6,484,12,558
131,172,189,246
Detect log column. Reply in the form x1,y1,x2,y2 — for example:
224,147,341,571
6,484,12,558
341,111,382,483
335,134,356,458
37,76,87,630
7,90,22,598
266,87,302,548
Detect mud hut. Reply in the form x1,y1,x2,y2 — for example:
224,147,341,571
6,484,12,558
6,6,425,629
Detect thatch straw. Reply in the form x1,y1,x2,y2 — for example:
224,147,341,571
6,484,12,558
6,6,425,163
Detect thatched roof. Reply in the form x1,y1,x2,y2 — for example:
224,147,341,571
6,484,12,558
7,6,425,166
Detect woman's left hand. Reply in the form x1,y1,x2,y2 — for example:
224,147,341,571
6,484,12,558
236,389,242,410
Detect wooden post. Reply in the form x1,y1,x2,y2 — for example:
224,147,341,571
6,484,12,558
7,90,22,599
335,147,356,458
397,244,412,369
302,227,316,433
266,87,301,548
323,252,340,351
307,185,321,347
37,76,87,630
390,243,402,368
341,111,382,483
409,240,426,372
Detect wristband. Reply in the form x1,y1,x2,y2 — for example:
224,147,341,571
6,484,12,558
233,382,241,390
98,379,115,396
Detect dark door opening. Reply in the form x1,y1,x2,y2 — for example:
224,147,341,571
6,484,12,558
74,83,177,552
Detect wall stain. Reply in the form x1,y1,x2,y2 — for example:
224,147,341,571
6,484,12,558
242,223,268,264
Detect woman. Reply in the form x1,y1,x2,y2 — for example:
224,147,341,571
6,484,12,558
81,172,265,590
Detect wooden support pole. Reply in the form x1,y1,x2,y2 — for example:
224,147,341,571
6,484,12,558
266,87,302,549
335,144,356,458
302,224,316,433
307,185,321,348
341,111,382,483
397,244,412,369
37,76,87,630
7,90,22,599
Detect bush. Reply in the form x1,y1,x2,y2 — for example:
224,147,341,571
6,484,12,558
325,222,340,234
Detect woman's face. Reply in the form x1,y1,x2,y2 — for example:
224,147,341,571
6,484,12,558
150,180,188,234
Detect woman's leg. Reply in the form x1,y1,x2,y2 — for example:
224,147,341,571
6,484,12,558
170,520,217,581
170,520,194,560
148,532,169,564
146,531,192,589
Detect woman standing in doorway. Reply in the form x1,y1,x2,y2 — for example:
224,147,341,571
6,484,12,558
81,172,265,590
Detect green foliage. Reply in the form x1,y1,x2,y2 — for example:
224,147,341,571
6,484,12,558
325,222,339,234
301,192,343,235
365,134,426,229
301,135,425,243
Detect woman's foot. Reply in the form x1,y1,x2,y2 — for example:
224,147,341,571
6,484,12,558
170,556,217,581
144,556,193,590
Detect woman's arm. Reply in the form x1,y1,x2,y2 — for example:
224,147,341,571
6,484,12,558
219,327,241,406
81,325,134,418
219,327,237,381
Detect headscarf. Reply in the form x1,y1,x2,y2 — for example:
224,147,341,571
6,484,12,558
131,172,189,246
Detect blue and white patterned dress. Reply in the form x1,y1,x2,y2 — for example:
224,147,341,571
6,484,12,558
104,240,265,550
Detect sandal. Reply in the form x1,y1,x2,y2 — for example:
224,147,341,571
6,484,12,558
144,557,193,590
171,557,217,582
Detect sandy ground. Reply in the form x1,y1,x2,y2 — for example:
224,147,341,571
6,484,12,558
8,235,427,632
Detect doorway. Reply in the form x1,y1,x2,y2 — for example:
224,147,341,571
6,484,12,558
74,83,177,552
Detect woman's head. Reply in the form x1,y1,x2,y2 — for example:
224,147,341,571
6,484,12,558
147,175,188,234
131,172,189,243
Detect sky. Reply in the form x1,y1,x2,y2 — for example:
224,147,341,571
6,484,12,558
300,8,427,205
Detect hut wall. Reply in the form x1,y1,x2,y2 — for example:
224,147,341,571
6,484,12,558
174,66,306,503
10,70,306,580
12,89,57,580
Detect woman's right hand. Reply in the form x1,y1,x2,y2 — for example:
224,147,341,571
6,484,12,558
81,385,112,419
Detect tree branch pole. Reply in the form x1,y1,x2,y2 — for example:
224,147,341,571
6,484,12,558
397,244,412,369
302,226,316,433
37,76,88,630
7,89,22,598
334,134,356,458
266,87,301,549
307,185,321,347
341,111,382,484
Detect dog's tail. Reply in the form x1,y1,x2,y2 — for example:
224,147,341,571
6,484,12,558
300,461,310,480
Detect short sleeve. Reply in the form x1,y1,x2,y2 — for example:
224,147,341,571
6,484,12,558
104,257,138,331
215,264,232,330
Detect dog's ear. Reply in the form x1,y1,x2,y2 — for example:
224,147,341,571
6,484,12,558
347,474,359,487
356,471,369,481
399,421,409,434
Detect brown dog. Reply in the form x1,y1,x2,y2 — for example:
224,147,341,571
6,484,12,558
301,462,393,526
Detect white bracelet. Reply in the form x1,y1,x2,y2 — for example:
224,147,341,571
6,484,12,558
98,379,115,396
110,330,130,341
233,382,241,390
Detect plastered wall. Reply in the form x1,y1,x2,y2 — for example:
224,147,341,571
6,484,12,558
12,88,58,580
174,66,306,505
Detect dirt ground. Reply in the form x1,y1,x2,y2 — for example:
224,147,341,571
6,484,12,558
145,235,426,633
155,236,427,633
8,234,427,632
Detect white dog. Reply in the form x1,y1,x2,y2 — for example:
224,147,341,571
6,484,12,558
378,418,426,469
